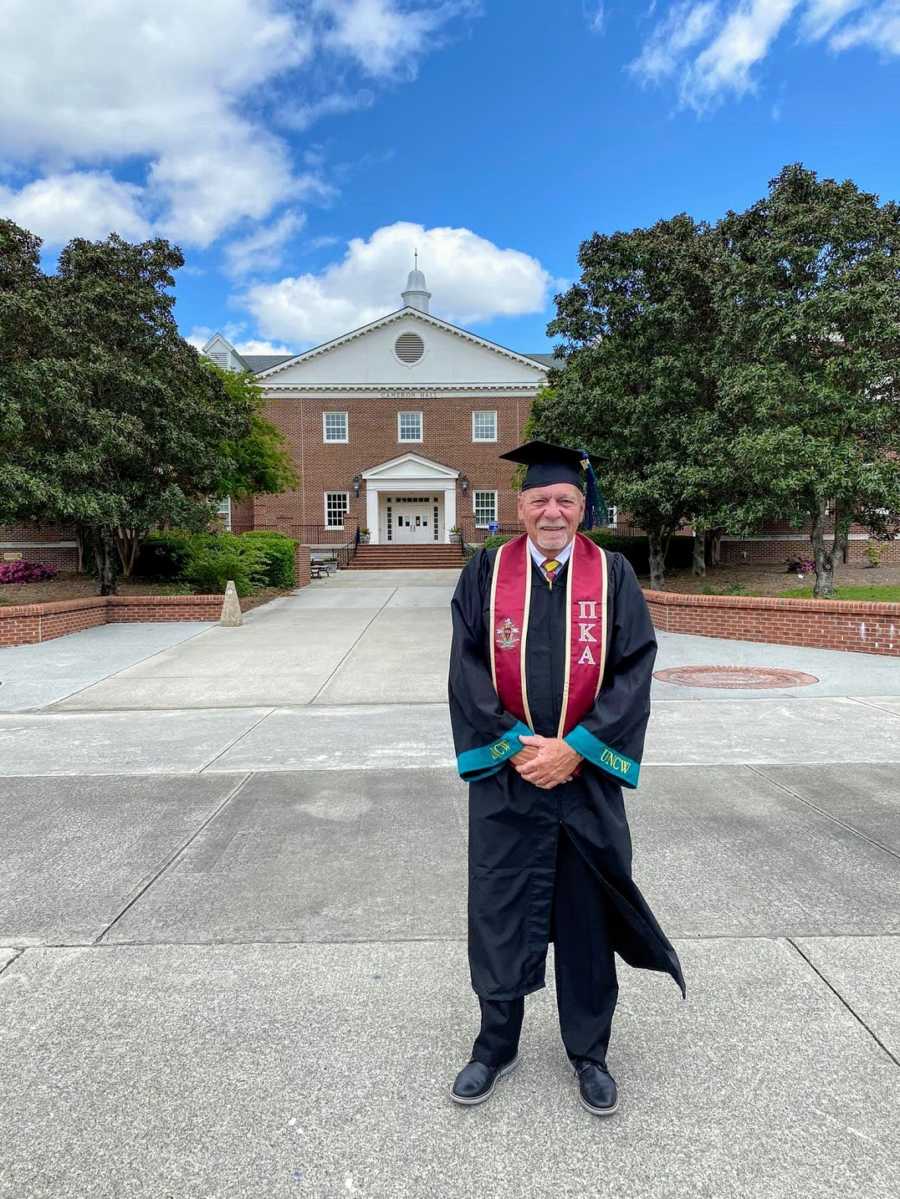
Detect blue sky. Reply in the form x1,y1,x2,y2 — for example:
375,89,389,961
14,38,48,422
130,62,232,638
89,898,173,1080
2,1,899,355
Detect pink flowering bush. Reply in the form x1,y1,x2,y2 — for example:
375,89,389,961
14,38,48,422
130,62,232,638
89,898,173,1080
0,560,58,585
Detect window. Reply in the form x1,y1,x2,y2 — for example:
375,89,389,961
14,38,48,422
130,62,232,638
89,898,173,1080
216,496,232,531
323,411,348,443
325,492,350,528
606,505,618,528
472,410,497,442
474,490,498,528
398,411,423,442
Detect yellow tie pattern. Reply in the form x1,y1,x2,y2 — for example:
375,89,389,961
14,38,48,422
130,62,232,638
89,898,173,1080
542,557,561,586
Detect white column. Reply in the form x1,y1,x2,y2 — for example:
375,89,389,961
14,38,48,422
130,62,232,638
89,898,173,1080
445,482,456,543
366,486,380,545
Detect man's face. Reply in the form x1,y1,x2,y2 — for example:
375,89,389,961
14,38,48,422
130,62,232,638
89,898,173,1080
517,483,585,555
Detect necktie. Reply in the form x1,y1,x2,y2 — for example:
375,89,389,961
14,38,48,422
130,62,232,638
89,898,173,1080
541,557,561,586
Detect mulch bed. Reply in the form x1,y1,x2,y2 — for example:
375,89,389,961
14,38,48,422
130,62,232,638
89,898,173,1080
641,561,900,597
0,573,295,613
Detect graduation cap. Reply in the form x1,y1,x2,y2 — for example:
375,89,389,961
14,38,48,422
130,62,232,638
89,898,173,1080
499,439,607,529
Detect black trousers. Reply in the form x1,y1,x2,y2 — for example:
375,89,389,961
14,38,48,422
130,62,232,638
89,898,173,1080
471,823,618,1069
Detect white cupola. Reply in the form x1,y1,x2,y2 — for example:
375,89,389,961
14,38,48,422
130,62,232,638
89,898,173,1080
401,253,431,312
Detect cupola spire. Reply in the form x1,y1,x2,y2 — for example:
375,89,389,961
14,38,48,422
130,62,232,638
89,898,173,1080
401,251,431,313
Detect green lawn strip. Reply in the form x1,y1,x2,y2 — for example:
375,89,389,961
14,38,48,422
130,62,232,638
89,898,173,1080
777,584,900,601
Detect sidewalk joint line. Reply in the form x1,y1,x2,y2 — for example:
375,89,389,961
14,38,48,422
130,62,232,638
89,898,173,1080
308,587,399,704
196,709,277,773
0,948,25,978
92,772,254,945
39,622,217,712
786,937,900,1069
843,697,900,721
746,765,900,865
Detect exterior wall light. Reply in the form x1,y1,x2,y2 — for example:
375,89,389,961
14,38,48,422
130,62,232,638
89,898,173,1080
460,474,469,496
352,473,362,497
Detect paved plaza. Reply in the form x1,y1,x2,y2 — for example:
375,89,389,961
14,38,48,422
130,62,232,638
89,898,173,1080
1,567,899,1197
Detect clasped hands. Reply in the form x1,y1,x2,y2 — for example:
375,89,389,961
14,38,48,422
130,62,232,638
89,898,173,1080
511,734,582,790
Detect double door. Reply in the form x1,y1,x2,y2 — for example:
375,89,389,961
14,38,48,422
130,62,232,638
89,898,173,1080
389,496,439,544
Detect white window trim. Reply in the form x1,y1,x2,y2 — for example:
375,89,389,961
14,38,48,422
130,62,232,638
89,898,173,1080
397,410,423,443
324,491,350,529
472,410,498,443
473,489,498,529
323,411,349,443
216,496,232,531
606,505,617,527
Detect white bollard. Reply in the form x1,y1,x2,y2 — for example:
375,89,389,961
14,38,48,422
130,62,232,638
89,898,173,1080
220,579,243,626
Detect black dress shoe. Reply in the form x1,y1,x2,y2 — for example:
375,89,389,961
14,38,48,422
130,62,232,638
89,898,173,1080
572,1058,618,1115
450,1054,521,1105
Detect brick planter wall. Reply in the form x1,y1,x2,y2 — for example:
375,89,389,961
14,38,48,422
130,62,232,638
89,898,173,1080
0,594,222,647
644,590,900,657
294,543,311,587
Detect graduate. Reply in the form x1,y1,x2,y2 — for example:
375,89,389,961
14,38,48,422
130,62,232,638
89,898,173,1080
448,440,685,1115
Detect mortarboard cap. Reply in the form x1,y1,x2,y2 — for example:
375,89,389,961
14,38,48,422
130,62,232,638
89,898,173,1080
499,439,606,529
499,439,587,491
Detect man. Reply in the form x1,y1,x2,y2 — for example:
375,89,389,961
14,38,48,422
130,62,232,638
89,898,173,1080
447,440,685,1116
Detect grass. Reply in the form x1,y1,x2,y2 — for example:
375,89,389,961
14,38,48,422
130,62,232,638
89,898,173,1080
777,584,900,601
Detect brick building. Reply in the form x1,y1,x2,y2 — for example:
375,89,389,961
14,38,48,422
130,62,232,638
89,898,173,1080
205,267,557,554
2,266,895,569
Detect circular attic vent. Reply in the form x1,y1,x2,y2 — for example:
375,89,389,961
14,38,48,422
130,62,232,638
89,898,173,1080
395,332,425,364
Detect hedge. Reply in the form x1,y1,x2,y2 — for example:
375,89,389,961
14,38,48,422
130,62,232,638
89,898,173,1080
134,529,296,594
478,529,695,573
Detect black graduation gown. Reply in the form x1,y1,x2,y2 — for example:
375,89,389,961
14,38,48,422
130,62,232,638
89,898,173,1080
448,545,686,1002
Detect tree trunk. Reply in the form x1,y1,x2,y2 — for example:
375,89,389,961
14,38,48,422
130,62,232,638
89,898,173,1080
114,526,140,578
692,525,706,577
94,527,119,596
810,500,835,599
75,526,85,574
833,504,851,570
647,529,666,591
709,528,722,566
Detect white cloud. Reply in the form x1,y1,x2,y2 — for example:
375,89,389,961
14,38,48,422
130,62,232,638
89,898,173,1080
629,2,721,82
0,0,475,249
234,338,296,355
0,172,151,245
584,2,607,33
223,212,307,278
681,0,800,109
243,221,555,346
280,90,376,131
800,0,866,39
630,0,900,111
829,2,900,53
314,0,475,78
186,324,294,355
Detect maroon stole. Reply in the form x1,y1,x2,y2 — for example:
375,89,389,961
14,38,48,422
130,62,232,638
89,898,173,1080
489,532,609,738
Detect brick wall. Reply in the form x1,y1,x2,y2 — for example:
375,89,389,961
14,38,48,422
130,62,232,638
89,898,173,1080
250,393,531,533
0,595,222,647
644,590,900,657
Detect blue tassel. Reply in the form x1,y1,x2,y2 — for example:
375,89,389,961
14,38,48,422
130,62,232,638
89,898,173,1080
579,449,607,530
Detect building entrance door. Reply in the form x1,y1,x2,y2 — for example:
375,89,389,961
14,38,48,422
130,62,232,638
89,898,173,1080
386,495,441,543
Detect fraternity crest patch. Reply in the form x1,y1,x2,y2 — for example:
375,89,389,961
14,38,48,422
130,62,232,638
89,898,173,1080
495,616,521,651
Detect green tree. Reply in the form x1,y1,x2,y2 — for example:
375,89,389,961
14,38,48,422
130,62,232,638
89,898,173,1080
715,164,900,597
206,361,299,504
532,214,731,589
0,224,252,593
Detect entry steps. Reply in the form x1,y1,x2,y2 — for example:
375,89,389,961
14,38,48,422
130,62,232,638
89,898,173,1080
349,544,465,570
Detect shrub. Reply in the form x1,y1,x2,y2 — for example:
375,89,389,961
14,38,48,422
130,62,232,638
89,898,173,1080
865,542,882,567
134,531,193,580
238,531,296,587
0,559,58,584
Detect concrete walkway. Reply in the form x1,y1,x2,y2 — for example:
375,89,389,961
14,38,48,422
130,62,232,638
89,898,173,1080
1,568,899,1197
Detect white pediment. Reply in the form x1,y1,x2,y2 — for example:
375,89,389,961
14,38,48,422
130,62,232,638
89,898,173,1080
254,308,547,391
362,452,459,481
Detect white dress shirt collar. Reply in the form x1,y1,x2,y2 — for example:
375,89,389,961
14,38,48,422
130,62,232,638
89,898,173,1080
527,536,574,568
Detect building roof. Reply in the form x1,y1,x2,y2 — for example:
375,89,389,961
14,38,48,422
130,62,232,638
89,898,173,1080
241,354,295,373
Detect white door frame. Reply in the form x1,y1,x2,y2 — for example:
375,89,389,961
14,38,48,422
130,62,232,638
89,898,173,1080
362,453,459,545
